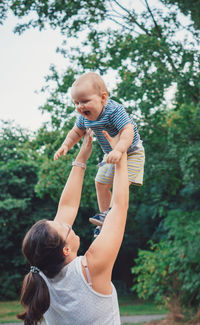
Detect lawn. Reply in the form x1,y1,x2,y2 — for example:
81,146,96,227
0,296,167,324
0,301,22,323
119,295,167,316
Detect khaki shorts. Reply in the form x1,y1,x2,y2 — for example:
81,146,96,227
95,148,145,186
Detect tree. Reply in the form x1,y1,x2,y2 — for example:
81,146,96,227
161,0,200,29
132,210,200,322
132,99,200,320
0,121,56,299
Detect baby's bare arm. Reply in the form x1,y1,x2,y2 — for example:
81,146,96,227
54,126,85,161
106,123,134,164
115,123,134,153
62,126,85,149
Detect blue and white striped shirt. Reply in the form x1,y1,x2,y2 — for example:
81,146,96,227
76,99,142,154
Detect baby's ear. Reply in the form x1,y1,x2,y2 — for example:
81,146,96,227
101,91,108,104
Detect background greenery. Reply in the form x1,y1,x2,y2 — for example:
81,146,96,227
0,0,200,321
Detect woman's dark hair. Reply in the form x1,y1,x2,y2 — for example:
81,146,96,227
17,219,66,325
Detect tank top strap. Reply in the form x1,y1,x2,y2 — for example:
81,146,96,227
81,255,92,286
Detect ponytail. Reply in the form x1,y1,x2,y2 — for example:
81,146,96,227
17,272,50,325
17,219,66,324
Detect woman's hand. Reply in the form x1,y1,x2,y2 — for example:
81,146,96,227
102,131,123,164
76,128,93,163
102,130,120,150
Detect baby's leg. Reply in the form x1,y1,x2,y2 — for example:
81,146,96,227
95,181,112,212
95,159,114,212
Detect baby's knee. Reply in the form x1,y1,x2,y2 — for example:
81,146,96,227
95,181,111,192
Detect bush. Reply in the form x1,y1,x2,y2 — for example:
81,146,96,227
132,209,200,321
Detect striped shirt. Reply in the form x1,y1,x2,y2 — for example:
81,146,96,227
76,99,142,154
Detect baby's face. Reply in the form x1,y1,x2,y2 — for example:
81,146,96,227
71,82,107,121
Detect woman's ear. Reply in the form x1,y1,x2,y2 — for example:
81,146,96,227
63,245,70,256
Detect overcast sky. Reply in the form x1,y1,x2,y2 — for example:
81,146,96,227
0,13,67,131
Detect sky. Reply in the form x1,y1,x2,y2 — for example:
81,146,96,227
0,13,67,131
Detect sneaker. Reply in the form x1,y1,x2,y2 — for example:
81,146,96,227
89,208,111,226
93,226,101,238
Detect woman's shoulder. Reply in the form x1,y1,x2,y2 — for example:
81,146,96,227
44,257,82,284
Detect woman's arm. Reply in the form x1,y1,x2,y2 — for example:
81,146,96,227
86,131,129,283
54,129,93,226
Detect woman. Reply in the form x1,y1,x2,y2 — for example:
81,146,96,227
18,129,129,325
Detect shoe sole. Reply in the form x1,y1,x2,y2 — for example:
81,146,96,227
89,217,103,226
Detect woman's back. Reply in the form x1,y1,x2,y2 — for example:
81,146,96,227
40,256,120,325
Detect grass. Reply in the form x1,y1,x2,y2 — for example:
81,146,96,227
0,296,167,324
119,295,167,316
0,301,22,323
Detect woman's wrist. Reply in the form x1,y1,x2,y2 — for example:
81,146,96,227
72,160,86,170
75,152,88,164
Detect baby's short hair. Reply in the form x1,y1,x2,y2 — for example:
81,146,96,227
73,72,108,95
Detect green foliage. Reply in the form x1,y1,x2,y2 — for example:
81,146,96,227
1,0,106,34
161,0,200,30
132,209,200,316
0,122,56,299
132,102,200,317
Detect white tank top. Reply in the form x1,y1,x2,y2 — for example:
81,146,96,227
39,256,121,325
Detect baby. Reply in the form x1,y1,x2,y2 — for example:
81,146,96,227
54,72,145,235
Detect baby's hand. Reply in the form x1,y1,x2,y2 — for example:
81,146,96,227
106,149,122,164
54,144,68,161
